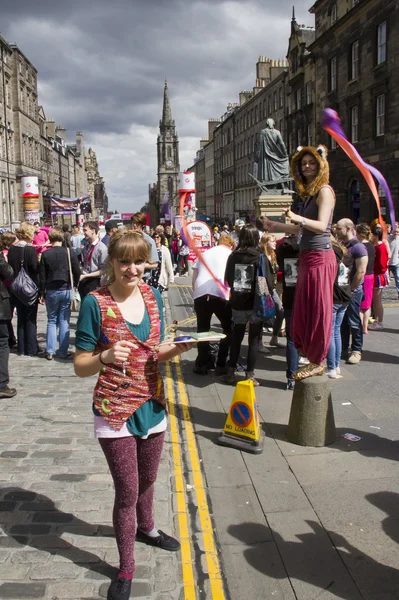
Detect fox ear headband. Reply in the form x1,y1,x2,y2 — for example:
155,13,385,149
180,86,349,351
322,108,396,232
296,145,327,160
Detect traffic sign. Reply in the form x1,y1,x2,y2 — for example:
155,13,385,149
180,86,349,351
230,402,252,428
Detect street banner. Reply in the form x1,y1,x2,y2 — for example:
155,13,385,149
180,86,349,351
46,195,91,215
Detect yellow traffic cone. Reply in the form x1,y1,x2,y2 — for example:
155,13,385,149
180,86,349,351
218,380,264,454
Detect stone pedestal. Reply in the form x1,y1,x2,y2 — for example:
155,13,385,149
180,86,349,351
287,375,336,447
254,193,292,219
254,193,292,239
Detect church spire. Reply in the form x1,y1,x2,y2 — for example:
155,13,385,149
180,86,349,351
162,79,173,125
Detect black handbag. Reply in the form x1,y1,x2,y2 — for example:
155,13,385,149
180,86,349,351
10,246,38,306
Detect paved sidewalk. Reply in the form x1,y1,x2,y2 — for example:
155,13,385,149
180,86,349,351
169,278,399,600
0,307,184,600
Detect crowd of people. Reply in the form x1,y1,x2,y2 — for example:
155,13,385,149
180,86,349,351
189,145,398,387
0,145,397,598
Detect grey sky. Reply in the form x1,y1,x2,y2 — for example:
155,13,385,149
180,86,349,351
1,0,312,213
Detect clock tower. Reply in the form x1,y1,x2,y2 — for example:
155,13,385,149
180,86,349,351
157,80,180,216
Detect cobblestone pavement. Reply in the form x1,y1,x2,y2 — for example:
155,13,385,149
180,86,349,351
0,306,187,600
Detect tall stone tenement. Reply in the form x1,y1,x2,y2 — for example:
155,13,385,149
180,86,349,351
85,147,108,220
156,80,180,218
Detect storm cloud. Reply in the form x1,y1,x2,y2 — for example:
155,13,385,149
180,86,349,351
1,0,312,212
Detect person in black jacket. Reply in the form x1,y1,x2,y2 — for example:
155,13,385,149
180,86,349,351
8,222,40,357
221,224,262,386
39,228,80,360
0,252,16,397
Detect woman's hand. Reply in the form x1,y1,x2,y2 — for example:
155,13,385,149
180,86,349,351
174,342,195,354
285,210,300,224
101,340,137,365
261,216,276,232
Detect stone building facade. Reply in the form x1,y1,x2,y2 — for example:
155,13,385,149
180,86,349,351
0,35,17,227
0,33,98,227
310,0,398,222
190,0,398,226
85,147,107,219
0,36,41,226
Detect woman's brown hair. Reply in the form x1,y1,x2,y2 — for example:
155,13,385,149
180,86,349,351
15,222,35,242
218,234,235,250
0,231,16,249
48,228,65,243
103,229,150,284
260,233,277,265
356,223,371,241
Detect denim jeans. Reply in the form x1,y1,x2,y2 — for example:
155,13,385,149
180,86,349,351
284,309,299,383
327,303,348,370
272,290,284,337
389,264,399,293
45,289,72,357
341,289,363,353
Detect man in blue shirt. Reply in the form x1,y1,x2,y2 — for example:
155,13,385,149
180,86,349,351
336,219,368,365
102,220,119,248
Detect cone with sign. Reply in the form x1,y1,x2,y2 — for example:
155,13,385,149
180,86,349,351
218,380,264,454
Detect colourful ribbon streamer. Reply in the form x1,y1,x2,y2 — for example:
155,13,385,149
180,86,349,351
322,108,396,232
179,191,229,295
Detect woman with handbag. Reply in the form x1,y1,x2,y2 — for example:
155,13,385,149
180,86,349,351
259,233,285,348
148,233,174,292
221,224,263,386
8,222,40,357
38,228,80,360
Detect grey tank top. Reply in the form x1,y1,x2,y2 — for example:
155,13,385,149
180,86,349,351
299,187,334,252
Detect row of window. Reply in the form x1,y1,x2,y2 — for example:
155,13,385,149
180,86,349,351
329,21,387,91
19,85,37,118
0,179,16,225
350,94,385,142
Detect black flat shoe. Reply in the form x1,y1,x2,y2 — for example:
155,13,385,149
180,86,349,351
136,529,180,551
107,577,131,600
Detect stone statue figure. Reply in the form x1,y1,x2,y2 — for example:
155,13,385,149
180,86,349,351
255,118,289,187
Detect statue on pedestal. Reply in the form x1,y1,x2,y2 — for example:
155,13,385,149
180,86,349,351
252,119,292,195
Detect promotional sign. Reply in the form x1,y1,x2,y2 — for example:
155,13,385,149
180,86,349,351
186,220,212,261
22,176,40,222
121,213,133,221
179,171,195,194
21,176,39,198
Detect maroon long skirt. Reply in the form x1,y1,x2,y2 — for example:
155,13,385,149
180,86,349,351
292,249,337,365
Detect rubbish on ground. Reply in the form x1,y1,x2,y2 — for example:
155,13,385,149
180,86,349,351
369,426,381,430
342,402,352,406
342,433,362,442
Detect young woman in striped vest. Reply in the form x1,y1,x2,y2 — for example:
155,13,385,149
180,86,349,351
74,229,192,600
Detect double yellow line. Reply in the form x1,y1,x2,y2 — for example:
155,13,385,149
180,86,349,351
166,358,225,600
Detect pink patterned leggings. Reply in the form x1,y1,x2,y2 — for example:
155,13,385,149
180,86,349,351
99,431,165,574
